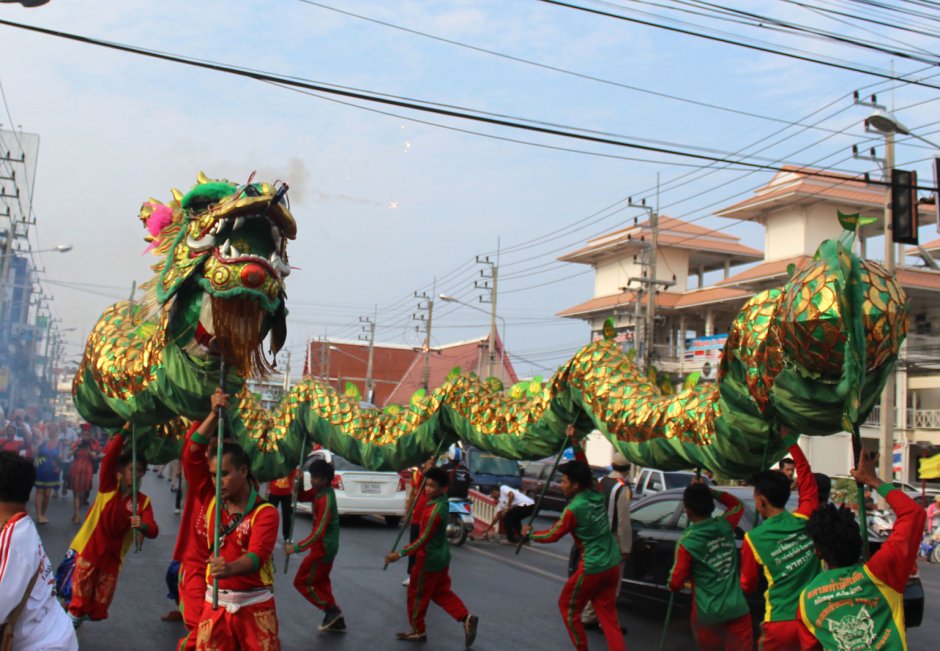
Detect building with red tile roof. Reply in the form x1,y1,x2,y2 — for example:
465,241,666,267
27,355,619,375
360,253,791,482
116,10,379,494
307,335,518,407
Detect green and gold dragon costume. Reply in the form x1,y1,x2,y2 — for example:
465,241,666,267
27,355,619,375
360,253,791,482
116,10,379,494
72,174,907,481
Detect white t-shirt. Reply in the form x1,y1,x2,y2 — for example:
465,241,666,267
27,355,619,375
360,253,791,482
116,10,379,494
60,429,78,464
0,513,78,651
498,485,535,512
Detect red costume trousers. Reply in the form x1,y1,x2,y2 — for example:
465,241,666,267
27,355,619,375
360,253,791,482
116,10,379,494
559,564,625,651
692,608,753,651
407,563,468,634
759,620,804,651
293,554,336,611
195,598,279,651
177,562,206,651
68,555,118,621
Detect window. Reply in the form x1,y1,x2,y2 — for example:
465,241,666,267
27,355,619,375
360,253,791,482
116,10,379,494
631,499,681,529
470,452,520,476
648,475,664,492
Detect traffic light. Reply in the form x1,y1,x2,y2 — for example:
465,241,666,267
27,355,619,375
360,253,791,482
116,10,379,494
891,168,918,245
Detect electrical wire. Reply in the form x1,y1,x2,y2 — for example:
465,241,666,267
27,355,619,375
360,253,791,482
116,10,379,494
0,18,925,188
537,0,940,88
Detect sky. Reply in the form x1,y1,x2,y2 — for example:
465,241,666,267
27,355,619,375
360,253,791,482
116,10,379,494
1,0,939,379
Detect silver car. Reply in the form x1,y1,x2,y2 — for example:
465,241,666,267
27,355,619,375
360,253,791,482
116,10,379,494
295,449,407,526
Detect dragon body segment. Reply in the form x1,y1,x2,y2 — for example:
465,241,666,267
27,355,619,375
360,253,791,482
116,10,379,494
73,177,907,481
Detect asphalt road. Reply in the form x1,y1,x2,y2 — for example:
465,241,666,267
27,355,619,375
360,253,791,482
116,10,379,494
32,473,940,650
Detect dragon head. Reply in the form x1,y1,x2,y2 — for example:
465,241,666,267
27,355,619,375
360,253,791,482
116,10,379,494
140,172,297,377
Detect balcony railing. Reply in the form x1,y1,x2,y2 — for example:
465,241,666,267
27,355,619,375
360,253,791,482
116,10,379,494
863,406,940,430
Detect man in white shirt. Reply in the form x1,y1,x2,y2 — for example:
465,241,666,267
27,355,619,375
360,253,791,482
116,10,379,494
58,421,78,498
0,451,78,651
489,485,536,544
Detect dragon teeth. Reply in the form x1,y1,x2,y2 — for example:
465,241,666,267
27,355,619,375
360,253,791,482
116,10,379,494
187,233,217,251
233,216,245,231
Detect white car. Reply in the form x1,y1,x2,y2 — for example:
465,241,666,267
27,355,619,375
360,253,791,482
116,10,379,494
295,449,406,526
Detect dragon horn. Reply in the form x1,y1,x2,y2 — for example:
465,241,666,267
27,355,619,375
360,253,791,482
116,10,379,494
197,171,211,185
171,188,184,204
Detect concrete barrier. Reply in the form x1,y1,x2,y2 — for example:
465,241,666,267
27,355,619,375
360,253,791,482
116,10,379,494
469,488,502,537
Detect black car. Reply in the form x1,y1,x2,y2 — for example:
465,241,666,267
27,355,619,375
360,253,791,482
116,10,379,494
618,487,924,628
522,459,611,512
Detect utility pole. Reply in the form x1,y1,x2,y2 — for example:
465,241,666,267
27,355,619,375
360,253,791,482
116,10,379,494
359,305,376,404
476,246,499,379
857,91,897,480
413,281,435,391
282,350,291,392
628,189,672,370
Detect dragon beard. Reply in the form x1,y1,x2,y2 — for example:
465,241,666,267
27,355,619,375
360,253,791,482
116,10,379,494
210,295,276,379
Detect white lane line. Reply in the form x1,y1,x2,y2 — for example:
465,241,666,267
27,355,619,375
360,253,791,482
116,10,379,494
521,545,569,562
463,545,566,583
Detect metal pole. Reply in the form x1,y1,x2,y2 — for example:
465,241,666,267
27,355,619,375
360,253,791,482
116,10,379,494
212,358,227,610
365,306,376,403
421,284,435,391
851,427,871,561
646,174,660,370
516,437,569,555
283,430,308,574
879,131,896,481
487,244,499,379
131,424,140,552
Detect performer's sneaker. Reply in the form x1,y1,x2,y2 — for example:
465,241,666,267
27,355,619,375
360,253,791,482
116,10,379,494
327,617,346,633
463,614,479,648
401,577,410,587
318,607,344,632
395,631,427,642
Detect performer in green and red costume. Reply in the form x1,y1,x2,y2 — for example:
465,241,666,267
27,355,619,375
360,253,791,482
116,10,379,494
798,449,926,651
522,426,625,651
173,390,228,651
668,481,752,651
285,458,344,633
66,424,159,627
741,441,821,650
384,466,479,647
197,440,280,650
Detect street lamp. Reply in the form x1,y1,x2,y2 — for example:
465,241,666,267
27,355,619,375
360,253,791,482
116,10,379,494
438,294,508,382
35,244,73,253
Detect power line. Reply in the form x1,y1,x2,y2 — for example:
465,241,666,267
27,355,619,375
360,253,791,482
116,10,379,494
0,18,926,189
538,0,940,88
294,0,868,134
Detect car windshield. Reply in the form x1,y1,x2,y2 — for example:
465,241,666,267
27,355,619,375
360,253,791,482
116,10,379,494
664,473,694,489
470,452,519,476
307,454,365,472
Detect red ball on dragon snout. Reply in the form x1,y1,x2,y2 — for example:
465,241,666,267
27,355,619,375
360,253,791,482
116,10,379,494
239,263,267,288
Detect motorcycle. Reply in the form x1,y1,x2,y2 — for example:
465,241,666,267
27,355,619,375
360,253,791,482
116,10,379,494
867,509,895,538
446,497,474,547
920,533,940,564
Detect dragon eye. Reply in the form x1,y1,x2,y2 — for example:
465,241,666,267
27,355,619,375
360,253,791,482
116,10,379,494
243,184,261,197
